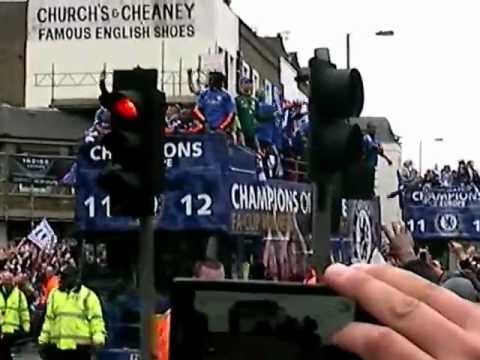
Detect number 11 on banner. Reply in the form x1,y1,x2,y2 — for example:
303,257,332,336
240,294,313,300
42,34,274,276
407,219,425,233
473,220,480,232
83,195,162,218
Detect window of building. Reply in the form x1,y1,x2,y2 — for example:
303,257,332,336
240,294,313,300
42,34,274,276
242,61,251,79
252,69,260,96
229,55,236,94
264,80,273,105
273,86,282,107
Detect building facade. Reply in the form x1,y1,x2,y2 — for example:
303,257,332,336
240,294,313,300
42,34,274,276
262,35,308,103
0,0,237,108
239,20,282,104
1,0,308,110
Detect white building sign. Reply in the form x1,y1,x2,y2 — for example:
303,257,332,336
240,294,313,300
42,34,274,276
25,0,239,107
202,53,224,74
28,1,197,41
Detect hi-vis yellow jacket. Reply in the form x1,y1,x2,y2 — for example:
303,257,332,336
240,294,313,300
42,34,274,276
38,285,106,350
0,286,30,334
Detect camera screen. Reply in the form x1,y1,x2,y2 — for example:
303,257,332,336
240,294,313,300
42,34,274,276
172,289,356,360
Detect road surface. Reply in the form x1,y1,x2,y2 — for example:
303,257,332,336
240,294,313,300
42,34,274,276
14,342,39,360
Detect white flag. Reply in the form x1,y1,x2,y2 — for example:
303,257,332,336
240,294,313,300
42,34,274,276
28,218,57,250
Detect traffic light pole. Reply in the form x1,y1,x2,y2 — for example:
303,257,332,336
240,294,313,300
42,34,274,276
139,215,155,360
311,182,332,273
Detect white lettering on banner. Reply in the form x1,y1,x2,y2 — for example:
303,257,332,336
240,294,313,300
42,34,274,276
164,141,203,159
407,219,426,233
181,194,213,216
411,187,480,208
89,141,203,163
231,183,311,215
90,145,112,161
84,195,162,218
29,1,197,42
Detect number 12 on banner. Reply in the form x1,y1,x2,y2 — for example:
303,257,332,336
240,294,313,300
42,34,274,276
407,219,425,233
181,194,213,216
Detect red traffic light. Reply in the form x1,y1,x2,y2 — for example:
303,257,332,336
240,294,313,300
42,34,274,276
112,98,138,120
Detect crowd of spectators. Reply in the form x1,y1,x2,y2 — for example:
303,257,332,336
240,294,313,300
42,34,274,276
399,159,480,188
380,222,480,302
0,239,76,308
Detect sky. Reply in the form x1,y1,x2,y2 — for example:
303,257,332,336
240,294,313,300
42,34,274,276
231,0,480,171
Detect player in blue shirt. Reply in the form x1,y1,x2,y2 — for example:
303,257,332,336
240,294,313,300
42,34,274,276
193,72,235,132
255,90,284,178
363,122,393,168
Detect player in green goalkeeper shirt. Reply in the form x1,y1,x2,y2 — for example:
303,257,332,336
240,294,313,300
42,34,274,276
235,78,260,152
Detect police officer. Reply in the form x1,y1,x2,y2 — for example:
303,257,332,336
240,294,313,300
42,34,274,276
38,265,106,360
0,271,30,360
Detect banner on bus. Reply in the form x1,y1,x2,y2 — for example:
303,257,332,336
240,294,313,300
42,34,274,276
75,134,310,238
402,186,480,240
330,198,382,264
9,155,75,187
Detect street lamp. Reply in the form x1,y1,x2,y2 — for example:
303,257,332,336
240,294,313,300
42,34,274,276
346,30,395,69
376,30,395,36
419,138,444,174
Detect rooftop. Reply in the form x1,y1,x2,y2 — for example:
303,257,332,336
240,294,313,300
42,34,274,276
0,105,90,142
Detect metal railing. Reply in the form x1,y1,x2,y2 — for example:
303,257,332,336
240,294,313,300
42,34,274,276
33,59,202,105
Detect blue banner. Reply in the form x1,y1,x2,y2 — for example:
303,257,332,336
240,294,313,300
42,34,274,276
75,133,312,237
330,198,382,264
402,185,480,240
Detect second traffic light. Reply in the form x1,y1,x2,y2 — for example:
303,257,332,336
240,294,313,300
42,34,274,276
308,49,365,180
97,68,166,217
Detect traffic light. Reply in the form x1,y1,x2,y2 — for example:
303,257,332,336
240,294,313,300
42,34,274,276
308,48,365,180
97,68,166,217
